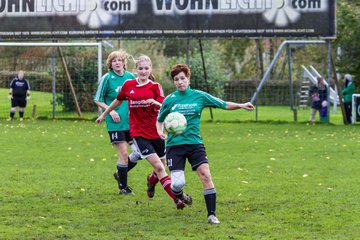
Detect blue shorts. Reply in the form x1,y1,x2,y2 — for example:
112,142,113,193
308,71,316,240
166,144,209,171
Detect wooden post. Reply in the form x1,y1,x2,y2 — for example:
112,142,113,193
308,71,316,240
198,39,213,121
32,105,37,118
331,53,347,124
57,46,82,117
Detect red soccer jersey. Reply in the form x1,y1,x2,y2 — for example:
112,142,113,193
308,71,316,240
116,79,165,139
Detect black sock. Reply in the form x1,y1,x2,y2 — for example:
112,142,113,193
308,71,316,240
171,189,183,199
10,112,15,119
19,111,24,118
117,164,128,189
204,188,216,216
127,158,137,172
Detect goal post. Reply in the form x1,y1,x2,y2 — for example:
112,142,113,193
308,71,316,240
0,42,102,80
0,42,102,119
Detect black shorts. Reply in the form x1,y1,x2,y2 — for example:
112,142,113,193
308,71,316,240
108,130,132,144
11,97,27,108
166,144,209,171
133,136,165,159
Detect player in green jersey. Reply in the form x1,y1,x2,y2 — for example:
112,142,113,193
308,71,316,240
156,64,254,224
94,50,140,195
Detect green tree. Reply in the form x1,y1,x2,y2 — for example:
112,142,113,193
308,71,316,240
335,1,360,90
165,40,229,98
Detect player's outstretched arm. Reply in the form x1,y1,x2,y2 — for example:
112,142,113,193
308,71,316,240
226,101,254,111
95,101,120,122
95,99,123,124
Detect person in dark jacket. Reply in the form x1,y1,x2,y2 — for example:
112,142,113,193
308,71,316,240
342,74,355,124
309,77,328,122
8,70,30,121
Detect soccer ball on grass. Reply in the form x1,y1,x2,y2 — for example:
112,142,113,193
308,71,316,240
164,112,187,135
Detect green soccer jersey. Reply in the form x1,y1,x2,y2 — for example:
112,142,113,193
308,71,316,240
158,87,227,146
94,70,134,131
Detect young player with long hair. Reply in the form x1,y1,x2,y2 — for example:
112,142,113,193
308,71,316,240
94,50,140,195
96,55,191,209
156,64,254,224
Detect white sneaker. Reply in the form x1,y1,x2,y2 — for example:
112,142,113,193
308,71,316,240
208,215,220,224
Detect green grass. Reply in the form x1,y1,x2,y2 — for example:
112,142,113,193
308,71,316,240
0,88,98,120
1,118,359,239
1,88,347,125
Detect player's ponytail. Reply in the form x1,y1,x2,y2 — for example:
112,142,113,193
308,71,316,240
149,73,157,82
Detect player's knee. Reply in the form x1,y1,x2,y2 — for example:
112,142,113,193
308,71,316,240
129,151,140,163
153,163,165,175
171,171,185,192
198,168,212,183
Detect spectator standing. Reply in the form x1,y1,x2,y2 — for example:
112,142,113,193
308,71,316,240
309,77,328,122
342,74,355,124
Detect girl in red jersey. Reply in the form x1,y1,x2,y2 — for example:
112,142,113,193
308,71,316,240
96,55,191,209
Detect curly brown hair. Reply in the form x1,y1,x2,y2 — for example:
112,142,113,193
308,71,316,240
170,64,191,80
106,50,128,70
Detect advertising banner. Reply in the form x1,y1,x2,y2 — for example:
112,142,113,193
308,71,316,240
0,0,336,39
352,94,360,124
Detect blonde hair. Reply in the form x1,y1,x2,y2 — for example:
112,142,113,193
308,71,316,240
106,49,129,70
134,54,157,81
134,54,152,68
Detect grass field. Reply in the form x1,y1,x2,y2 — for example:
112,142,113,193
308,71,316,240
0,88,97,120
1,118,359,239
1,87,348,125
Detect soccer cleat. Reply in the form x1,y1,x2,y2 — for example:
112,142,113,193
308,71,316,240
113,171,122,190
180,193,193,205
175,199,185,210
208,215,220,224
19,118,24,121
146,174,156,198
119,186,134,195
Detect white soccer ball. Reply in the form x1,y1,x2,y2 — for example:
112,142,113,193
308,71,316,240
164,112,187,135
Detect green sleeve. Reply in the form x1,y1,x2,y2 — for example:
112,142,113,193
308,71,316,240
94,74,108,102
199,90,227,109
158,97,171,122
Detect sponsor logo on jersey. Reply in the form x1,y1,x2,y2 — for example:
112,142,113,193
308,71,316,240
15,82,25,87
129,99,150,108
